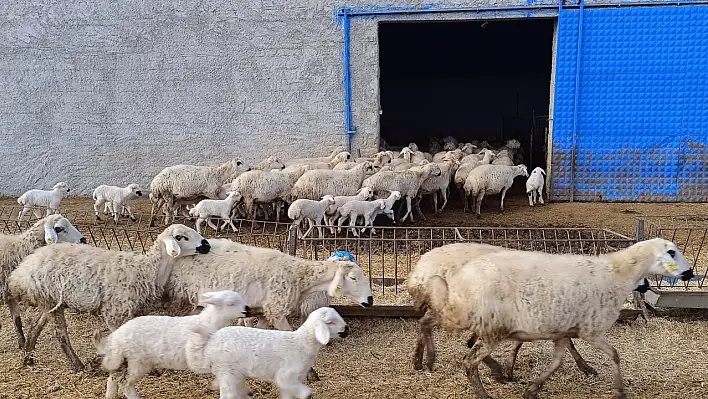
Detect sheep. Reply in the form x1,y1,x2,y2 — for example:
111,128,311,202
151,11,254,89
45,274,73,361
323,187,375,234
185,306,349,399
92,183,143,222
362,162,442,223
290,161,375,201
303,151,353,170
414,157,460,219
288,195,336,238
148,158,250,227
284,146,348,166
189,191,243,234
231,165,312,221
429,137,443,153
432,148,463,163
453,150,495,193
336,191,402,237
463,164,529,217
251,155,285,171
526,167,547,207
96,290,249,399
8,224,211,371
422,238,694,399
16,182,71,221
0,215,86,350
491,149,515,166
353,150,394,168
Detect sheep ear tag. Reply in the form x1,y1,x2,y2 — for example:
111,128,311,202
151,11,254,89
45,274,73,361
44,226,58,245
164,238,181,257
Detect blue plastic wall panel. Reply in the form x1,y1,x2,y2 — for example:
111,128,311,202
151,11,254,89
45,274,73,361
551,6,708,202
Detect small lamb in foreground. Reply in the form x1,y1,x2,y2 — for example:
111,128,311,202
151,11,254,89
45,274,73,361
186,306,349,399
288,195,336,238
188,191,243,234
97,290,249,399
526,167,546,207
92,183,143,222
17,182,71,221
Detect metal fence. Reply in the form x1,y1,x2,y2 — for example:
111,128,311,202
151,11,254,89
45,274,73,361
636,215,708,290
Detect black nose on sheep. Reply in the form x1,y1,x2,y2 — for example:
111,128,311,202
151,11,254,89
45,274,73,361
136,191,143,196
681,269,695,281
196,239,211,254
361,296,373,307
243,305,251,315
338,325,350,338
79,237,88,244
66,188,71,192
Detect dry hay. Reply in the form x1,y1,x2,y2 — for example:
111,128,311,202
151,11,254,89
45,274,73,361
0,308,707,398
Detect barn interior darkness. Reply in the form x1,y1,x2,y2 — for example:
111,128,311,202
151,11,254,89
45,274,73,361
378,18,555,170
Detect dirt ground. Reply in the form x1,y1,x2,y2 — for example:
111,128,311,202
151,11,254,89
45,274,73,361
1,193,707,398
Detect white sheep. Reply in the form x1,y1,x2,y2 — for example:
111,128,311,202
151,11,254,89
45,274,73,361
288,195,336,238
16,182,71,221
526,167,547,207
423,238,694,399
185,307,349,399
453,150,495,190
97,290,249,399
290,161,375,201
231,165,312,221
251,155,285,171
189,191,243,234
336,191,401,236
353,150,394,168
284,146,348,166
0,215,86,350
8,224,211,371
414,157,460,219
463,164,529,217
323,187,375,234
92,183,143,222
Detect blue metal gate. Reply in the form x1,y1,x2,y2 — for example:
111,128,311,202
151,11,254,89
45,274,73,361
551,5,708,202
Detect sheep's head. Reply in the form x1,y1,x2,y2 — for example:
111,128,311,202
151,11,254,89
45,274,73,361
230,158,250,173
407,143,419,152
321,194,336,205
357,187,374,200
399,147,413,162
443,141,457,151
389,190,402,201
198,290,250,321
263,155,285,170
641,238,694,281
425,163,443,177
226,190,243,202
505,139,521,149
516,164,529,178
460,143,477,154
158,224,211,257
127,183,143,197
331,151,352,166
306,307,349,345
52,182,70,193
41,214,87,245
326,261,374,308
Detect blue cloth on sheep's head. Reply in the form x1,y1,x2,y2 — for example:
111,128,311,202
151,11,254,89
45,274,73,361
328,251,356,262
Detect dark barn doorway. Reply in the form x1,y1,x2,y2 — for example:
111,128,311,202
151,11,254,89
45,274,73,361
378,18,555,174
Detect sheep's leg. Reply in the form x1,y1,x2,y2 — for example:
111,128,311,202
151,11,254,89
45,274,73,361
506,341,523,381
467,335,507,383
348,213,359,237
336,215,347,234
538,187,545,205
475,193,484,219
206,218,220,232
463,193,469,213
105,371,121,399
414,195,427,221
34,208,44,219
522,338,570,399
499,187,510,213
195,218,204,235
582,335,626,399
316,216,324,238
163,196,176,225
432,192,439,215
527,191,535,207
462,339,498,399
7,297,26,349
109,201,120,223
124,204,136,221
566,339,598,376
94,199,106,221
413,310,437,372
120,360,151,399
17,207,30,222
219,373,251,398
103,203,112,215
23,311,49,365
226,216,239,233
52,307,85,371
400,195,413,223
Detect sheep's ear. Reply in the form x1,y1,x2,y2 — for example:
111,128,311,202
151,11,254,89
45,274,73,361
327,264,346,297
44,225,58,245
314,319,331,345
163,237,181,257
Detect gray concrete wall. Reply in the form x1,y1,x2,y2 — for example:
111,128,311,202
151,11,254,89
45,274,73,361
1,0,589,196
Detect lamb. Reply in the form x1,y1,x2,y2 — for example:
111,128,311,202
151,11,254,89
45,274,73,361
284,146,348,166
362,162,442,223
0,215,86,350
414,157,460,219
288,195,336,238
16,182,71,221
336,191,401,237
8,224,211,371
422,238,694,399
148,158,250,227
323,187,375,234
188,191,243,234
231,165,312,220
185,307,349,399
96,290,249,399
526,167,547,206
463,164,529,217
289,161,375,201
92,183,143,222
251,155,285,171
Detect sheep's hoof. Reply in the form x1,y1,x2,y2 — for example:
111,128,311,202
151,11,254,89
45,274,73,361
148,369,163,377
70,360,85,372
579,364,598,376
22,353,35,367
130,217,136,222
522,384,540,399
95,216,101,221
306,367,320,382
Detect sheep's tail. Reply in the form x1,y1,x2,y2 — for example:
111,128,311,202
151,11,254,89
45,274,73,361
17,195,25,205
94,332,125,372
428,275,449,312
184,324,214,374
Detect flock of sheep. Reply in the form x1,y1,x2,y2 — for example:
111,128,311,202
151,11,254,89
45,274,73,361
0,211,695,398
14,135,548,238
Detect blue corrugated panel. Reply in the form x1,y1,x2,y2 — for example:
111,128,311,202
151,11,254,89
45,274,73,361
552,6,708,202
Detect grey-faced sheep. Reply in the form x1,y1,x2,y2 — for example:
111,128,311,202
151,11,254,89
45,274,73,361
526,167,546,206
424,238,694,399
290,161,375,201
463,164,529,217
17,182,71,221
8,224,211,371
92,183,143,222
0,215,86,349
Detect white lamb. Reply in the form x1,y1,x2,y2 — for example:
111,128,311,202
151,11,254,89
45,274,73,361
336,191,401,236
16,182,71,221
185,306,349,399
288,195,336,238
188,191,243,234
92,183,143,222
323,187,375,234
526,167,547,206
97,290,249,399
424,238,694,399
463,164,529,217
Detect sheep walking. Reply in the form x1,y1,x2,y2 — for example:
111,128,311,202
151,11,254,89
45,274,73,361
463,164,529,217
288,195,336,238
423,238,694,399
189,191,243,234
8,224,211,371
336,191,401,237
185,307,349,399
289,161,375,201
526,167,546,207
92,183,143,222
97,290,249,399
323,187,374,234
16,182,71,221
